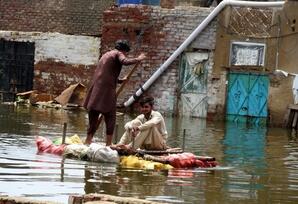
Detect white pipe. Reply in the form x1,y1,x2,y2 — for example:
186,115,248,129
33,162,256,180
124,0,285,107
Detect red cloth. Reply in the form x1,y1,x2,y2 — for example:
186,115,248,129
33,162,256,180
35,136,66,155
166,152,218,168
166,153,196,168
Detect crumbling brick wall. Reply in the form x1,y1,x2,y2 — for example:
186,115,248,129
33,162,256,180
0,0,114,35
101,5,216,114
34,61,95,96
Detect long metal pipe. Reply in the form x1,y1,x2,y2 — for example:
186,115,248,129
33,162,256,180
124,0,285,107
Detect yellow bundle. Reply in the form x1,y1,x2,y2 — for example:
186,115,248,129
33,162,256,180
120,155,173,170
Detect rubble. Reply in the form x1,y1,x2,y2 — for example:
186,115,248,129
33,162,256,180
14,83,87,110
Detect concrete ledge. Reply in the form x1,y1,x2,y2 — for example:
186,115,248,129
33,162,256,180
69,194,165,204
0,193,165,204
0,196,62,204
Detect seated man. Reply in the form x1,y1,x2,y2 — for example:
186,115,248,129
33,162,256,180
117,96,168,150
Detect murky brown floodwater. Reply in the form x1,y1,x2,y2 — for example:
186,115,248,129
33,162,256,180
0,104,298,204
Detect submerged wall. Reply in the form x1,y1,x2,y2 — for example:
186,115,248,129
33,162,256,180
213,7,276,121
267,1,298,125
213,1,298,125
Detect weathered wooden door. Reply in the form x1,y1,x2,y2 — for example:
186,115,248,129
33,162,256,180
178,52,208,117
0,40,35,102
226,72,269,125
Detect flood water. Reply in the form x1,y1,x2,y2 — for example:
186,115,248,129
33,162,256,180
0,104,298,204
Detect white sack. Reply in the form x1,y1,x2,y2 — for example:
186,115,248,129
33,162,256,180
87,143,119,164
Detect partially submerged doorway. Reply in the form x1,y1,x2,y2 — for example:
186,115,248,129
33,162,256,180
0,40,35,102
178,52,209,118
226,72,269,125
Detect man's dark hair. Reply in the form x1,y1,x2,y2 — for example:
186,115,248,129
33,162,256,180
139,96,154,107
115,40,130,52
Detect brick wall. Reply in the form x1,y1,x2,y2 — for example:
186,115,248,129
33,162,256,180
176,0,201,6
0,0,114,36
34,61,95,95
101,5,216,114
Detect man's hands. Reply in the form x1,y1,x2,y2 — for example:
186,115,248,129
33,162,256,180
110,144,126,150
118,76,128,84
131,126,140,137
137,53,146,61
110,144,132,152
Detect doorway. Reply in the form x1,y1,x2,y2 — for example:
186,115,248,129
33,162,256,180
178,52,209,117
0,40,35,102
226,72,269,125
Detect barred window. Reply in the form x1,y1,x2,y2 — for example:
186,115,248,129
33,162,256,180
230,41,265,66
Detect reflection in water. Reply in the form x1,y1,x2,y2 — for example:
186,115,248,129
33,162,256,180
223,122,266,168
0,104,298,203
222,122,266,201
84,163,119,195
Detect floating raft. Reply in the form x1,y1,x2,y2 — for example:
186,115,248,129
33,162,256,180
35,136,218,170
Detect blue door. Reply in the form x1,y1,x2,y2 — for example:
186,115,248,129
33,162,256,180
226,72,269,125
